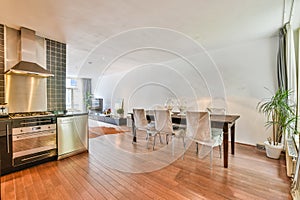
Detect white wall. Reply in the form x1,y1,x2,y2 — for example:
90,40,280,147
93,36,278,145
210,37,277,145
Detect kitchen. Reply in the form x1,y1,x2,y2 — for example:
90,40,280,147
0,25,89,181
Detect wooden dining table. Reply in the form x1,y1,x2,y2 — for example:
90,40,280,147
130,112,240,168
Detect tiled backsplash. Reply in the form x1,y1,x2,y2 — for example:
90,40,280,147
46,39,66,111
0,24,5,103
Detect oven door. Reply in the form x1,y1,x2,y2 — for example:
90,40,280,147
12,130,57,166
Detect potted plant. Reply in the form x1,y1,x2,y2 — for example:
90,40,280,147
116,108,124,118
257,89,297,159
116,99,124,118
84,92,93,112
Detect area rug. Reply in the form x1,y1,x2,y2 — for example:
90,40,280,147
89,126,127,138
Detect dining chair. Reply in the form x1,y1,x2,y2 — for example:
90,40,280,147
132,108,158,149
206,107,226,158
186,111,221,168
153,109,186,155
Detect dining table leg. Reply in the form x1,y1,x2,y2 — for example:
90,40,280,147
131,114,137,143
223,123,229,168
231,124,235,155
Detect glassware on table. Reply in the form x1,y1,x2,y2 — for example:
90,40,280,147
164,98,174,112
178,98,187,115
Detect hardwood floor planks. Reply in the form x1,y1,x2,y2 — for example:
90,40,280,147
86,155,166,200
57,158,98,200
66,156,125,200
28,167,48,199
47,162,84,200
1,130,292,200
2,173,16,200
73,155,150,200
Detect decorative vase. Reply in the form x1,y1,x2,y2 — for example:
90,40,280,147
264,141,283,159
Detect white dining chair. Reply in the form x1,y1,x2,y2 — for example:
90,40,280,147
133,108,158,149
153,109,186,156
186,111,221,168
206,107,226,158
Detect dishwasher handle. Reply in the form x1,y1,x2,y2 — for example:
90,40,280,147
57,117,74,124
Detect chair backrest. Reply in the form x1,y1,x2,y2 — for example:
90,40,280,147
133,108,148,128
154,109,173,133
186,111,211,142
206,107,226,115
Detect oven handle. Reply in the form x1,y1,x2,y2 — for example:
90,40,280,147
21,152,51,162
6,124,10,153
13,130,56,140
20,120,52,125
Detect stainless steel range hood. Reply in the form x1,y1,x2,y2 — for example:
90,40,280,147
5,27,54,77
6,61,54,77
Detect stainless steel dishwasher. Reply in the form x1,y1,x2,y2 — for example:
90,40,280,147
57,114,88,160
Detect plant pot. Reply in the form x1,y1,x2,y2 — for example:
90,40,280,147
264,141,283,159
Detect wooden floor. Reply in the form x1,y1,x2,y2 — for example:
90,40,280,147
1,130,292,200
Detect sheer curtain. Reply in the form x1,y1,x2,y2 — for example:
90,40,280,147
286,23,297,111
277,27,287,90
277,23,298,136
285,21,300,200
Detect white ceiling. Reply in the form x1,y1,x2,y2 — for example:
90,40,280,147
0,0,299,77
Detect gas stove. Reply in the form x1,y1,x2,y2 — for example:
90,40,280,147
9,111,54,119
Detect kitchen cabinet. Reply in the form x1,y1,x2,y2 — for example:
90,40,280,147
0,120,12,174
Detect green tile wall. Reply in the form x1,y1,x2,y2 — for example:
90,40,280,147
46,39,66,111
0,24,5,103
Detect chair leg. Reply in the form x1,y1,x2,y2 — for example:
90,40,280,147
146,134,150,149
153,135,157,150
172,135,175,156
166,134,169,144
219,144,222,158
147,139,149,149
159,133,163,144
196,142,198,154
181,137,186,160
210,149,213,169
197,144,203,157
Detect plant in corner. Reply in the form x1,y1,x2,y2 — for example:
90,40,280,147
257,89,297,159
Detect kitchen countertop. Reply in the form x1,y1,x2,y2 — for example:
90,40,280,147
0,116,10,121
0,112,89,120
56,112,88,117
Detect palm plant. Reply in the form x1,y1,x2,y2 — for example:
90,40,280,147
257,89,297,146
84,92,93,111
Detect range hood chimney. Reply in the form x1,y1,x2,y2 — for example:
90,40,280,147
5,27,54,77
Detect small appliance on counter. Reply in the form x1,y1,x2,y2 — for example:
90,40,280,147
0,103,9,117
